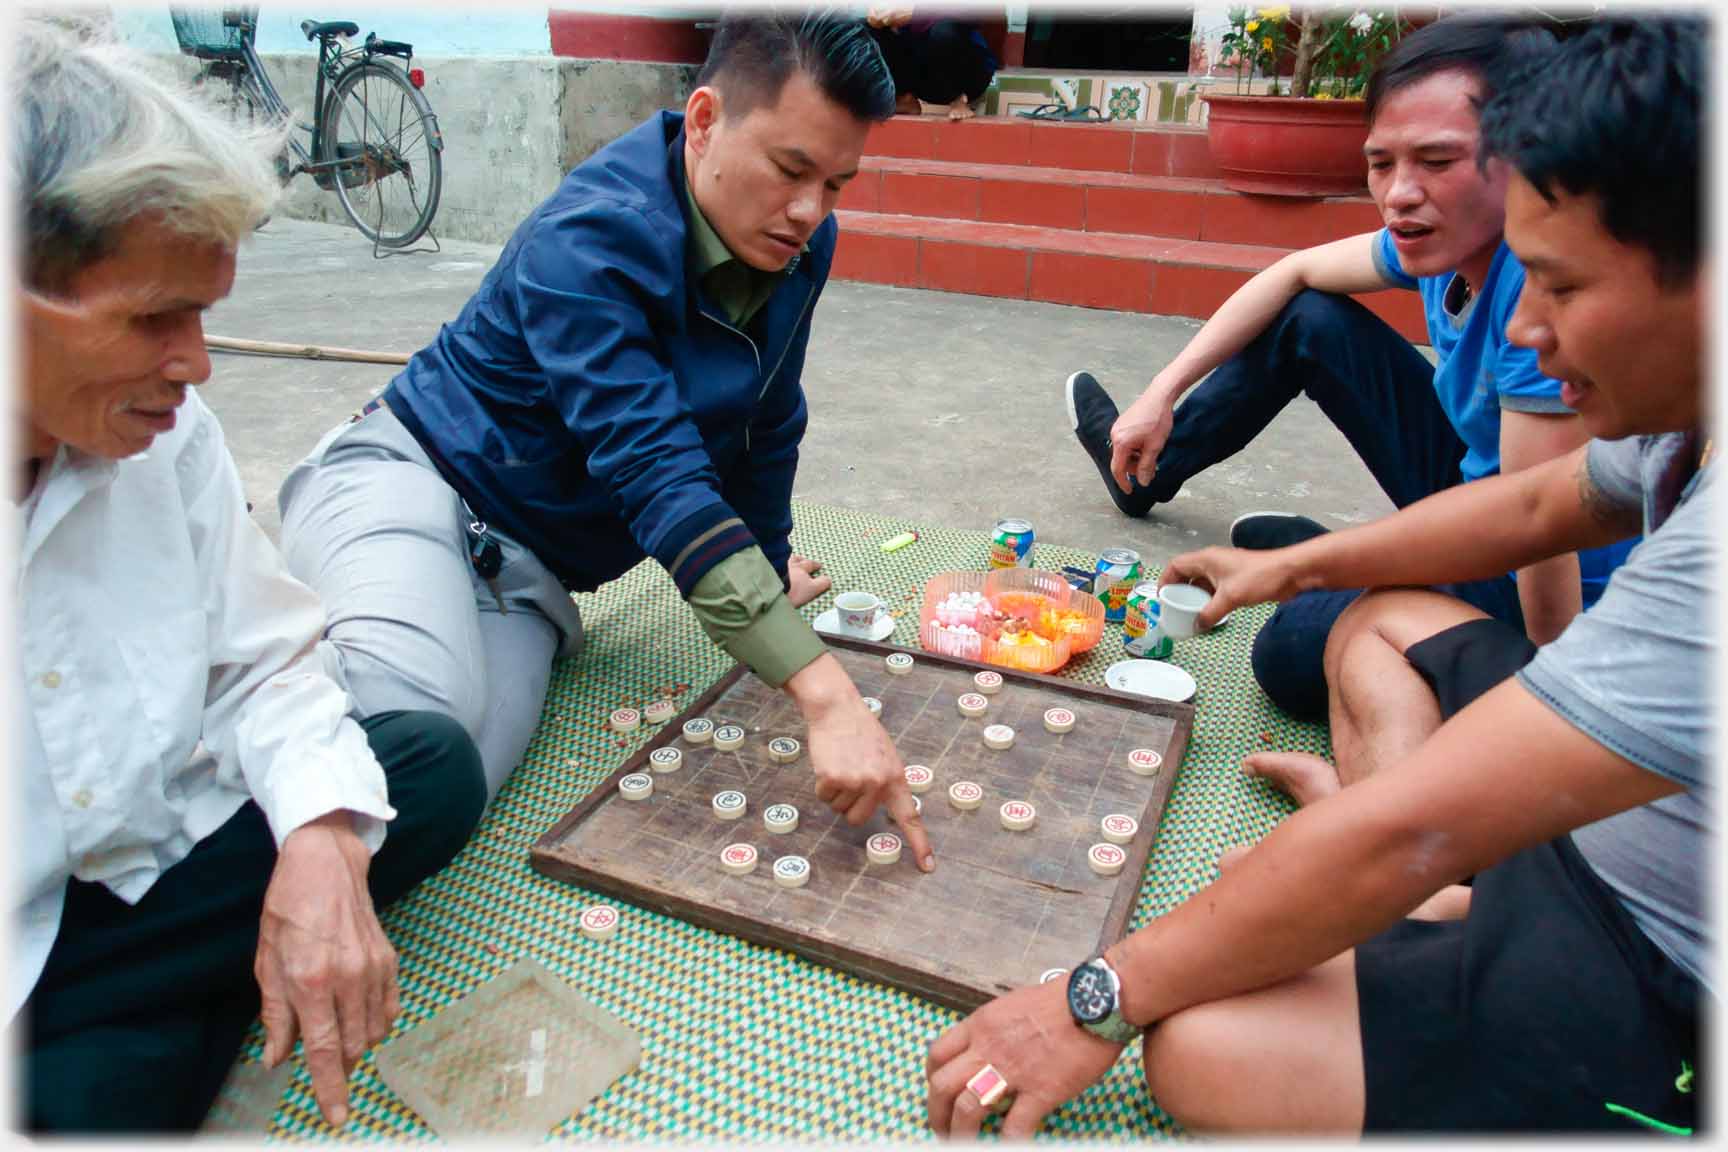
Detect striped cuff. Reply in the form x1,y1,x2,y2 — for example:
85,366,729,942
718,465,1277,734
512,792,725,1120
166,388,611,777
660,506,757,597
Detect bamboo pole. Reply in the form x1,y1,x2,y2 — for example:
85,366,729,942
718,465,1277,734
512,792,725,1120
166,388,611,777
205,334,411,366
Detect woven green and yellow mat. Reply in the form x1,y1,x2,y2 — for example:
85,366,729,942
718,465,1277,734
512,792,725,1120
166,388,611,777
252,501,1328,1141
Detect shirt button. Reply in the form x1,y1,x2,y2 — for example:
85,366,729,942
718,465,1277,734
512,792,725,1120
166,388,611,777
72,788,93,809
40,670,61,689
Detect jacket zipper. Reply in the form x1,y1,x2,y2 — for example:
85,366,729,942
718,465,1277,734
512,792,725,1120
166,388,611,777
696,273,819,452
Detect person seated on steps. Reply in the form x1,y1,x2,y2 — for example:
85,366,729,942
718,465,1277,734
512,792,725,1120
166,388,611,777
1063,15,1637,722
14,20,485,1133
867,6,998,121
276,12,938,873
927,17,1707,1136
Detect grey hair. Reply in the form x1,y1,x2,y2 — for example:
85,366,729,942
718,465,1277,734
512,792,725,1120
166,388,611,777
14,13,284,292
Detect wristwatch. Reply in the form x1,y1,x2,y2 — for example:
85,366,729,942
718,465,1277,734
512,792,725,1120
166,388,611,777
1066,955,1143,1044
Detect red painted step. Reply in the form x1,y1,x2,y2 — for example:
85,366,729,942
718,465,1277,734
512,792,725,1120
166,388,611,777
832,211,1427,343
840,156,1383,250
866,115,1220,178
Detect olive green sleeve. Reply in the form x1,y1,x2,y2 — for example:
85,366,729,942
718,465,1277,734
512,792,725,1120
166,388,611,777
687,547,827,688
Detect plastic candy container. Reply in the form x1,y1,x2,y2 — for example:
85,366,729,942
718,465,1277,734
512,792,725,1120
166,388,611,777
918,569,1104,673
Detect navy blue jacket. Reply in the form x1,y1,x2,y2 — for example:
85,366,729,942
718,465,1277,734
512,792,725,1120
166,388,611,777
385,110,831,596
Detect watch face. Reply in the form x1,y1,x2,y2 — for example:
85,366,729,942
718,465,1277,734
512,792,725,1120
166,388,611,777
1066,961,1115,1025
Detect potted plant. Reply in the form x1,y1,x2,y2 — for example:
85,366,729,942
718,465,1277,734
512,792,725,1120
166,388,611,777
1201,6,1409,197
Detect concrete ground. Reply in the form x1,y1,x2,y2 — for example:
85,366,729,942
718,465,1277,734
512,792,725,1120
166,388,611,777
206,217,1393,569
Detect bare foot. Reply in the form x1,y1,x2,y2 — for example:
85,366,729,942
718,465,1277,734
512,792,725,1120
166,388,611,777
946,97,976,121
894,92,922,116
1242,751,1342,808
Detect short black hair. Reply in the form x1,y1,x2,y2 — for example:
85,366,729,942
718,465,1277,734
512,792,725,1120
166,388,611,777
1365,15,1558,125
1479,17,1703,285
696,10,895,123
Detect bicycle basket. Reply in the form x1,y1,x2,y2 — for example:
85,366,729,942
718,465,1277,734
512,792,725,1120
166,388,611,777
169,6,258,59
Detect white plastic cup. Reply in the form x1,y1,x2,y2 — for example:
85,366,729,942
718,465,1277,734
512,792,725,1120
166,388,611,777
1157,583,1212,639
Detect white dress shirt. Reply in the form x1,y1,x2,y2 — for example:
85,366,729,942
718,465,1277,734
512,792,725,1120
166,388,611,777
12,389,396,1022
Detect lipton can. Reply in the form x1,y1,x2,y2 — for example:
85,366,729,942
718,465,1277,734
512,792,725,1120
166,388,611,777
1093,547,1143,622
988,518,1035,569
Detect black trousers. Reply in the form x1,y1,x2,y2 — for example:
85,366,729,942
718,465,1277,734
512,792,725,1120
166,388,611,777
1117,289,1526,719
23,710,485,1132
871,21,998,105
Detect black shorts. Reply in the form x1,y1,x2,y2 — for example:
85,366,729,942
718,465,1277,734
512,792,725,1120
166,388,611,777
1356,621,1702,1132
1403,616,1539,719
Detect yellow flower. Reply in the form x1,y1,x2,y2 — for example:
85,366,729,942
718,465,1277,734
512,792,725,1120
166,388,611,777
1262,36,1274,51
1257,4,1290,21
1313,92,1333,100
1245,18,1260,31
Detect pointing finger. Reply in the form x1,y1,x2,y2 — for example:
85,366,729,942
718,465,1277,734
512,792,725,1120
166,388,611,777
888,783,936,871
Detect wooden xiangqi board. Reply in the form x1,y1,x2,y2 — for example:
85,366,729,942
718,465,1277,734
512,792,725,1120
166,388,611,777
531,636,1195,1013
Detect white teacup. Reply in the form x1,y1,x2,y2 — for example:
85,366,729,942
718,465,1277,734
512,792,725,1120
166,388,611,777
835,591,887,636
1157,583,1212,640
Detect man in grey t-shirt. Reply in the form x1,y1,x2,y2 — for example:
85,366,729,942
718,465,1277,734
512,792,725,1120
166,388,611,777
1520,433,1712,991
922,18,1708,1140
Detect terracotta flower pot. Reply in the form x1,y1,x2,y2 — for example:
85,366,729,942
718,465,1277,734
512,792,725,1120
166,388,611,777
1201,93,1370,198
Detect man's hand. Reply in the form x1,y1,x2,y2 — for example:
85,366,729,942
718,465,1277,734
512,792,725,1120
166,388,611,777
925,980,1124,1139
1158,544,1306,629
785,653,935,872
787,554,832,608
255,812,398,1129
1107,387,1177,495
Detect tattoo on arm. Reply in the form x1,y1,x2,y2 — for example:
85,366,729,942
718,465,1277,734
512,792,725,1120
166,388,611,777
1576,455,1640,535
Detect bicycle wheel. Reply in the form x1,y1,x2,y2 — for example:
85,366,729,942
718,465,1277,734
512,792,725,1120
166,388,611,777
320,59,443,247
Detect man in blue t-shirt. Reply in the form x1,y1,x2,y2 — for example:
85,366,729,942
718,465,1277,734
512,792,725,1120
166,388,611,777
1063,16,1635,720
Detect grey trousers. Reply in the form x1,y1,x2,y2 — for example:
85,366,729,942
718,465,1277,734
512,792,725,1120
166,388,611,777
278,405,583,800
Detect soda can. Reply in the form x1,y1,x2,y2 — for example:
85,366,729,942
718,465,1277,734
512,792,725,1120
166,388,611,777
1123,582,1174,658
988,518,1035,569
1125,620,1174,659
1093,547,1143,623
1123,582,1160,639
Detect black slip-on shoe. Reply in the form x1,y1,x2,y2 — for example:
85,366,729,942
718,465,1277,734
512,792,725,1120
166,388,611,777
1229,511,1330,551
1067,370,1152,518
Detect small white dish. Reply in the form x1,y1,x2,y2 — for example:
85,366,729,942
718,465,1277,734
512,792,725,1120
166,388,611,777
1104,659,1198,703
814,606,896,642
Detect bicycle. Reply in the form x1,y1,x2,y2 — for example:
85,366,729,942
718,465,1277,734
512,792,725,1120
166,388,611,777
170,6,444,252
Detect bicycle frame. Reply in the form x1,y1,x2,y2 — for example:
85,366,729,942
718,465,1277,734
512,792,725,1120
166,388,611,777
231,19,387,185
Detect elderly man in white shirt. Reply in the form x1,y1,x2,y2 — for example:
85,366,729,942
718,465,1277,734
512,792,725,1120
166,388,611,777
13,21,486,1132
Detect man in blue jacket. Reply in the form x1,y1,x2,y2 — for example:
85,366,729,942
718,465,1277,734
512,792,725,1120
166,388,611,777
279,12,937,871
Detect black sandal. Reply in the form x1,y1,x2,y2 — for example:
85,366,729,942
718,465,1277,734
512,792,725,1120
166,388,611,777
1016,102,1106,122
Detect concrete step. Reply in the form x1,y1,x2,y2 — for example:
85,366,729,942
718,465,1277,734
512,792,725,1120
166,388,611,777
865,114,1219,178
832,210,1427,343
841,156,1384,249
